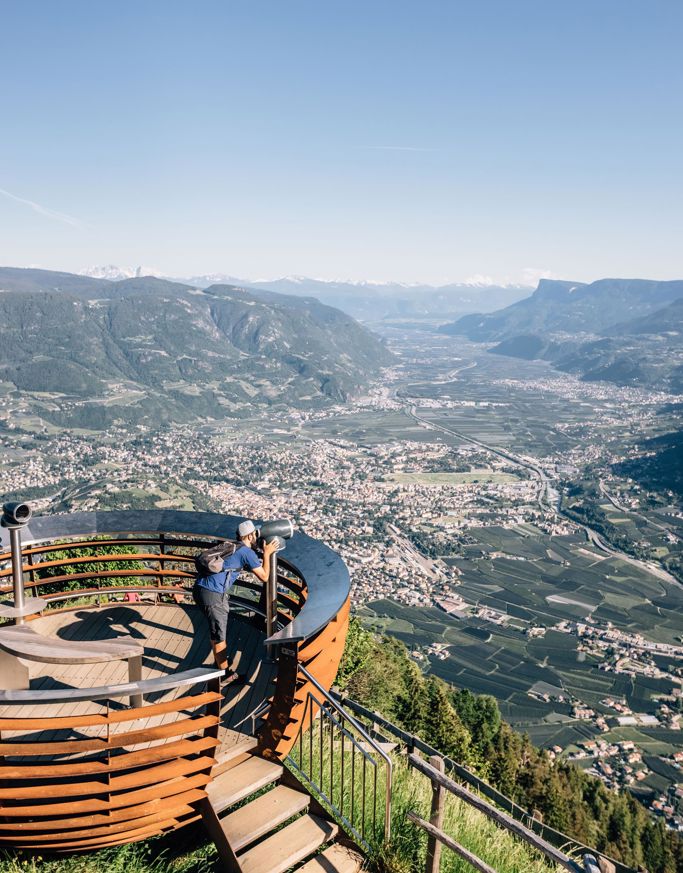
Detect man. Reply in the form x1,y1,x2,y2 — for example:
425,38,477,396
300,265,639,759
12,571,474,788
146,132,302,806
193,519,277,685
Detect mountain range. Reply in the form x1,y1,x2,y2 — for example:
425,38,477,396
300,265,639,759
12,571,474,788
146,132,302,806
79,266,532,322
441,278,683,392
0,267,393,430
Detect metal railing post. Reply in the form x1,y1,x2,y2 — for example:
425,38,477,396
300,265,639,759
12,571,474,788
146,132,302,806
9,528,25,624
266,551,277,643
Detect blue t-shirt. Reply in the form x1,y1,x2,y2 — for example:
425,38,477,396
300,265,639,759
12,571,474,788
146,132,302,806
195,545,261,594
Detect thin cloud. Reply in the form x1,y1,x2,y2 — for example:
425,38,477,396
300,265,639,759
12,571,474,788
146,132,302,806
364,145,438,152
0,186,84,228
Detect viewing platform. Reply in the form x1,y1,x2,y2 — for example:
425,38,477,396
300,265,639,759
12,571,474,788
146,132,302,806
0,508,364,871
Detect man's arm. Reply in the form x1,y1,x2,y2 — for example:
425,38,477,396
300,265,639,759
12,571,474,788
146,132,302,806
251,540,278,583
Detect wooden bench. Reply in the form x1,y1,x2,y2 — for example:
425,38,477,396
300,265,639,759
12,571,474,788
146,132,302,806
0,625,145,707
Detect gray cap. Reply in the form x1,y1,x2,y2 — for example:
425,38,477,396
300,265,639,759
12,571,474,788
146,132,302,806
238,519,257,538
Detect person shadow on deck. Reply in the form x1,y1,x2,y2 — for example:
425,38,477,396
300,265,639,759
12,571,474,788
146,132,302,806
56,605,209,677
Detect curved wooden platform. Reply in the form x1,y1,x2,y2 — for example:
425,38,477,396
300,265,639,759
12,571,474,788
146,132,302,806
0,604,276,757
0,510,353,855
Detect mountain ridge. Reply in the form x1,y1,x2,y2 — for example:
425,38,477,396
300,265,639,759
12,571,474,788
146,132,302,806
442,277,683,391
0,267,394,429
75,266,533,321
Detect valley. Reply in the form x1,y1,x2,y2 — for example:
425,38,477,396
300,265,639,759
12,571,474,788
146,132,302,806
1,307,682,827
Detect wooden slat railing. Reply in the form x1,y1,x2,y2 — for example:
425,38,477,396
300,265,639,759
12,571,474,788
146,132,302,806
0,667,222,852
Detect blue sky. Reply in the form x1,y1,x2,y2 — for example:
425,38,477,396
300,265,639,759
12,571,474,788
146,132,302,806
1,1,681,285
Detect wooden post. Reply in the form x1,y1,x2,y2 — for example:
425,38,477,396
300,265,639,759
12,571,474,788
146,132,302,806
158,532,165,589
426,755,446,873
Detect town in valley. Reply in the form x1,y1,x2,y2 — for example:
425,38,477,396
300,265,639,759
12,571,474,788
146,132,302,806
2,328,683,830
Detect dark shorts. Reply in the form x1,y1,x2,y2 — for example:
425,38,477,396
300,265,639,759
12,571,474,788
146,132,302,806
193,583,229,642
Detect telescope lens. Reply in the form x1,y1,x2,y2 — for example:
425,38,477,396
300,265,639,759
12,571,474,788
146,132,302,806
2,502,32,525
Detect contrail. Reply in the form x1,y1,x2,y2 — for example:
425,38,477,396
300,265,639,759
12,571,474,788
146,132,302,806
0,186,84,228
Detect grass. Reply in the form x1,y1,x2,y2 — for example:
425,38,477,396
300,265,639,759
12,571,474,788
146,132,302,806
0,833,215,873
370,754,564,873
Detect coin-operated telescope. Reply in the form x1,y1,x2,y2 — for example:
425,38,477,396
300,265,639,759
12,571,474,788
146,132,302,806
1,501,41,624
257,519,295,648
258,518,294,553
1,502,32,529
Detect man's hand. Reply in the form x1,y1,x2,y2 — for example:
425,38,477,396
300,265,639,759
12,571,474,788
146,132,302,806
252,538,278,583
262,539,278,556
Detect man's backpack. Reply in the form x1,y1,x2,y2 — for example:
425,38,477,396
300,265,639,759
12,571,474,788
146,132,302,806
194,541,239,577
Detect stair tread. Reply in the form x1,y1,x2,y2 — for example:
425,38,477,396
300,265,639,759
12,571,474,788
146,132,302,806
297,843,365,873
221,785,310,852
238,813,339,873
215,736,257,766
207,755,283,813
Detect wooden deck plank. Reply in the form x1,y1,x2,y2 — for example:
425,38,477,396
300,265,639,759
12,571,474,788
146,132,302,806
0,605,275,757
223,620,269,734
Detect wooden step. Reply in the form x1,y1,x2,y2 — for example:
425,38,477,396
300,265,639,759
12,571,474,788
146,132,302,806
216,736,258,766
297,843,365,873
221,785,310,851
213,750,253,777
206,755,283,814
213,736,258,776
238,814,339,873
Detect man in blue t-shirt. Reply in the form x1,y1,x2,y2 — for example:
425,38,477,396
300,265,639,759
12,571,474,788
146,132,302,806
193,519,277,684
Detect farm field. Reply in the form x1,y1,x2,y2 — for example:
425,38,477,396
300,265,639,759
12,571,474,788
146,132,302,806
301,410,448,445
387,470,520,485
362,523,683,758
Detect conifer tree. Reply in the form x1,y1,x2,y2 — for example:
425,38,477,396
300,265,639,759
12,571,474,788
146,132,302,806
422,677,471,764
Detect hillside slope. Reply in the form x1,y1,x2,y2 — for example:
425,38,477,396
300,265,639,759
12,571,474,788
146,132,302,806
0,268,393,429
441,278,683,391
339,620,682,873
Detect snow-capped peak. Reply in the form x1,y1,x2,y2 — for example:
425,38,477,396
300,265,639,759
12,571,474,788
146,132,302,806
80,265,165,281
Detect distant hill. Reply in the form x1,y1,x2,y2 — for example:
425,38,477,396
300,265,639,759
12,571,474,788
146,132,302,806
0,266,112,296
443,277,683,391
613,429,683,499
607,297,683,338
0,267,393,429
80,266,533,322
443,278,683,342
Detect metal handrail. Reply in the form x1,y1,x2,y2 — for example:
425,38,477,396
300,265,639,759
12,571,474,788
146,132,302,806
0,665,223,705
289,664,393,846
